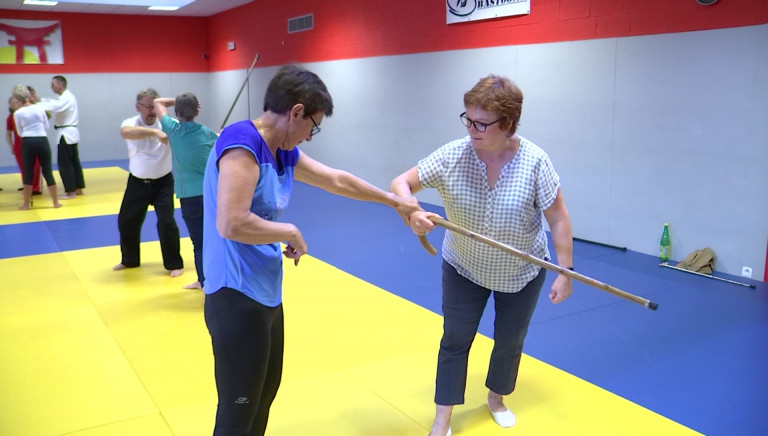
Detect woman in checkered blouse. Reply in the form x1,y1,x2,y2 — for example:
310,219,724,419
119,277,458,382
391,74,574,436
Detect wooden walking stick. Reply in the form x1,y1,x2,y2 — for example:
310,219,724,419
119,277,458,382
418,216,658,311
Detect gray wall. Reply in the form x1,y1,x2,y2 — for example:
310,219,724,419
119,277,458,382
2,24,766,279
224,25,768,279
1,72,213,161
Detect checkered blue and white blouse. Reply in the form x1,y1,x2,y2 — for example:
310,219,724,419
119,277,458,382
418,135,561,293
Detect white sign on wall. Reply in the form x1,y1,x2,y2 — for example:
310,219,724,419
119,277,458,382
447,0,531,24
0,19,64,64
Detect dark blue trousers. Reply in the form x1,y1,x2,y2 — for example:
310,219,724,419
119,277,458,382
180,195,204,285
435,260,545,405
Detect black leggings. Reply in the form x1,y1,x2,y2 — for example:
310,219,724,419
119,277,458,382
204,287,285,436
21,137,56,186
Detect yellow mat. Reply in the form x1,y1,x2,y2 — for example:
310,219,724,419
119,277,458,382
0,240,700,436
0,167,180,225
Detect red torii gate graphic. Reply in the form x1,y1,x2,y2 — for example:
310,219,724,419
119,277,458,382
0,22,60,64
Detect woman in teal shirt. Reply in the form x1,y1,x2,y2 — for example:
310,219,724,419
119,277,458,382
155,92,218,290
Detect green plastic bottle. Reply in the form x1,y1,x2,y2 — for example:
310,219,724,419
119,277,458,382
659,223,671,262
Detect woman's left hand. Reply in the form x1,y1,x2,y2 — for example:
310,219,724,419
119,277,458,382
283,244,304,266
549,274,573,304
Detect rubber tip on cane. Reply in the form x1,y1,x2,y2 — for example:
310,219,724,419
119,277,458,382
647,301,659,311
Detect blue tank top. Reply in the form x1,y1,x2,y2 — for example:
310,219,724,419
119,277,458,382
202,120,300,306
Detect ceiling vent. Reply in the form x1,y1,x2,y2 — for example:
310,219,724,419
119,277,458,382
288,14,314,33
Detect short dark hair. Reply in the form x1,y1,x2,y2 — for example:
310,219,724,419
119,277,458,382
263,65,333,118
53,75,67,89
175,92,199,121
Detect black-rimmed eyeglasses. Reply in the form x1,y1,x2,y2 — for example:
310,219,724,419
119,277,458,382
308,114,321,137
460,111,502,133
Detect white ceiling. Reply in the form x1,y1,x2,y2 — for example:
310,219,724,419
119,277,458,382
0,0,253,17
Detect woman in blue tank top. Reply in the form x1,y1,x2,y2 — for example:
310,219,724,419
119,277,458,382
202,65,419,435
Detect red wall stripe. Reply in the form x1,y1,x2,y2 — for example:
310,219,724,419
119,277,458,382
1,0,765,74
0,10,208,73
206,0,768,71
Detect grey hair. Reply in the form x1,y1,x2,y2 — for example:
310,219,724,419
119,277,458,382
175,92,199,121
136,88,159,102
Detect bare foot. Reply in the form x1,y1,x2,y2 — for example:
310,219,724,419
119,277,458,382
75,189,84,195
183,281,202,290
61,193,77,200
18,204,30,210
429,405,453,436
113,263,128,271
428,426,452,436
53,202,62,208
169,269,183,278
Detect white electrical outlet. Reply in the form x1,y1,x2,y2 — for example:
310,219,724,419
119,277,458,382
741,266,752,278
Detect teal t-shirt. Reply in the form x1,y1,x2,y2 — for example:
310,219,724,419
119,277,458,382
160,115,218,198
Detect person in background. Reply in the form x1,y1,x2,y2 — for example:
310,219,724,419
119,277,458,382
7,95,43,195
202,65,419,435
40,75,84,199
390,74,574,436
154,92,218,290
113,88,183,278
26,86,45,194
26,86,40,104
11,85,61,210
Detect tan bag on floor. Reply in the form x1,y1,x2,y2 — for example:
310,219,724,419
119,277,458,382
676,247,716,274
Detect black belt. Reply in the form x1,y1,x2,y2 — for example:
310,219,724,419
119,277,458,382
54,124,77,129
130,173,167,183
